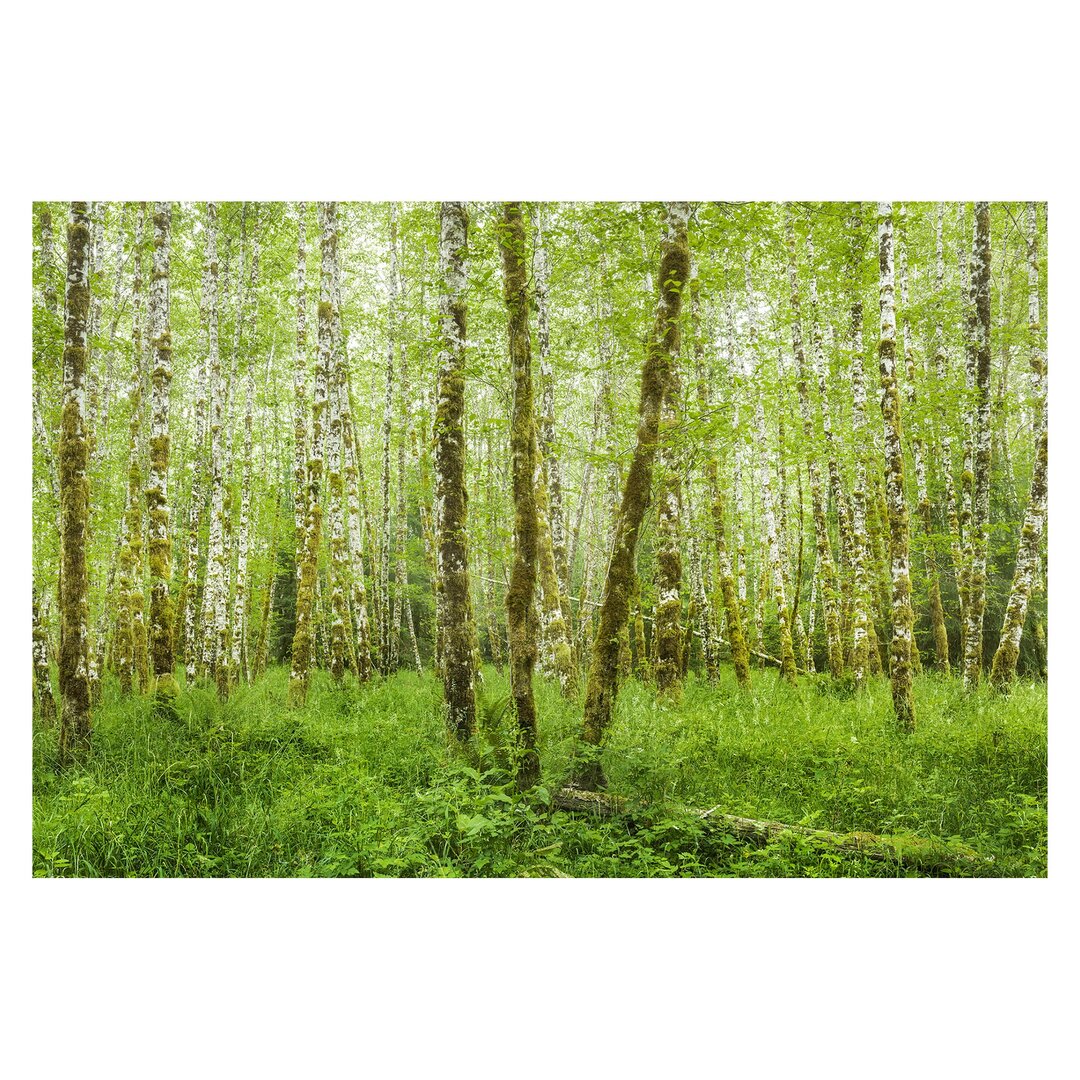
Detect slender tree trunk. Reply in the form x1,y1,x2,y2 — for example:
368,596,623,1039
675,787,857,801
340,367,373,682
535,207,569,602
201,204,230,698
33,587,55,722
58,203,93,760
179,212,211,681
787,210,842,676
380,207,398,673
876,203,917,731
394,245,423,676
500,202,541,789
579,203,691,789
433,202,478,737
653,313,684,694
962,202,993,687
115,205,149,693
288,202,334,707
749,252,797,683
325,219,349,684
693,280,749,687
146,203,177,703
534,425,578,697
293,202,310,563
990,203,1047,689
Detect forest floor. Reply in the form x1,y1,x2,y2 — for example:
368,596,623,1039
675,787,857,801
31,666,1047,877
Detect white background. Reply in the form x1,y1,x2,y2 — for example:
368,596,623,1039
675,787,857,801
2,2,1075,1076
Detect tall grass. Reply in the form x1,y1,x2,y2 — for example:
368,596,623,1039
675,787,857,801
32,665,1047,877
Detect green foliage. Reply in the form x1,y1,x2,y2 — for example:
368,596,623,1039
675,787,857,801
33,665,1045,878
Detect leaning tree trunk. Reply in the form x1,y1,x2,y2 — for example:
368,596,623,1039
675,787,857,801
433,203,477,736
288,202,334,707
962,202,993,687
578,203,691,790
990,203,1047,689
58,202,93,761
499,202,541,789
876,203,916,732
146,203,178,703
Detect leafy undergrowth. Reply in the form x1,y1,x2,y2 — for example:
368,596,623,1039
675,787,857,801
32,666,1047,877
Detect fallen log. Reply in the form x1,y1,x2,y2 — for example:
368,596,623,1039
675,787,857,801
553,785,991,872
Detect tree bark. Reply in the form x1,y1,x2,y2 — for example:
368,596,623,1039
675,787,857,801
500,202,542,789
990,203,1047,689
434,202,478,738
58,202,93,760
876,203,917,731
578,203,691,789
146,202,178,703
962,202,993,687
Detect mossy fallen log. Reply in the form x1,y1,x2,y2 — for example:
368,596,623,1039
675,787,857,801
553,784,991,872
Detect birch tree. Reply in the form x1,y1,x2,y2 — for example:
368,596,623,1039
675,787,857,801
146,202,178,702
962,202,993,687
876,203,916,731
990,203,1047,689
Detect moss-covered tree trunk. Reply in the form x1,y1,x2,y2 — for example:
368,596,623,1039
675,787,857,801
578,203,691,790
990,203,1047,689
500,202,541,789
876,203,916,732
653,316,684,695
533,426,578,697
293,203,310,565
288,202,334,707
58,202,93,760
692,278,749,687
146,203,178,703
433,201,477,738
534,207,569,600
962,201,993,687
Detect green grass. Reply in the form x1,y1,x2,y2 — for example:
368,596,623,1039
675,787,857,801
32,665,1047,877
